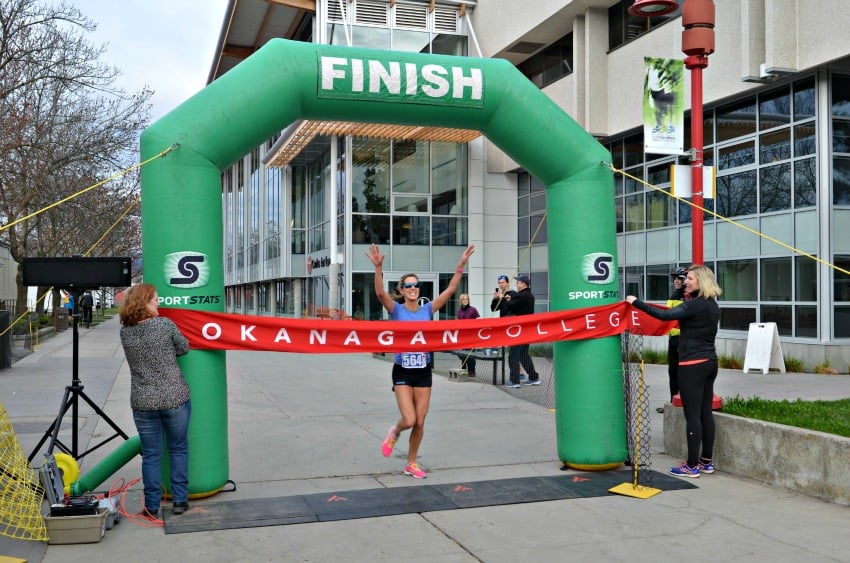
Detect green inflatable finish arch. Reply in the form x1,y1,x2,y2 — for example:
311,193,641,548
74,39,624,497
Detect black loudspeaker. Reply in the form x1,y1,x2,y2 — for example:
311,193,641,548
22,256,132,289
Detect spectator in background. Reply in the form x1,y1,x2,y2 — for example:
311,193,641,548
79,290,94,329
490,275,515,318
658,267,688,413
63,291,74,317
456,293,480,375
504,275,540,388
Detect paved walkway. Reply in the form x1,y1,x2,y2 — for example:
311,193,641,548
2,317,850,562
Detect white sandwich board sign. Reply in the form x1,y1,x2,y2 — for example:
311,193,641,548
742,322,786,374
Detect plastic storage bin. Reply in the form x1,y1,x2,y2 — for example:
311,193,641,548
44,507,108,544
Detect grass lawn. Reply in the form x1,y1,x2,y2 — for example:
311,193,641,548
722,396,850,438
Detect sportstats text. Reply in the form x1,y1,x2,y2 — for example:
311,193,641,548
568,290,619,300
159,295,221,305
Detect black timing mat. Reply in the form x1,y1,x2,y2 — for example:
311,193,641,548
163,470,696,534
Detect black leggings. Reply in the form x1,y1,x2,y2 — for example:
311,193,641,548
678,359,718,467
667,335,679,399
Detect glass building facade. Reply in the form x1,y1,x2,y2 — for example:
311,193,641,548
222,1,473,321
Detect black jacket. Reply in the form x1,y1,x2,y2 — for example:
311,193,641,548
490,290,516,317
79,293,94,308
631,292,719,362
505,287,535,316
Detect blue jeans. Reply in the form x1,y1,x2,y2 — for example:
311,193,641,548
133,400,191,512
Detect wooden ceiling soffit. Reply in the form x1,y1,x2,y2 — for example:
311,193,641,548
267,120,481,167
266,0,317,12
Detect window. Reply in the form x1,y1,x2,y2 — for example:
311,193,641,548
607,76,821,337
761,258,792,301
517,174,548,245
717,259,757,301
759,88,792,131
646,264,678,301
717,99,757,142
834,74,850,205
716,170,757,218
517,33,573,88
759,163,791,213
719,307,756,331
291,167,306,254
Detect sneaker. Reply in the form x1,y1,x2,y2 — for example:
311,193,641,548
699,459,715,474
505,382,521,389
404,462,427,479
381,426,398,457
669,462,700,478
522,379,541,386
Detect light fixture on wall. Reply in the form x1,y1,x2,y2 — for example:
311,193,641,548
628,0,679,17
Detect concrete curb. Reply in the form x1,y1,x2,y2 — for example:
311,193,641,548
663,405,850,505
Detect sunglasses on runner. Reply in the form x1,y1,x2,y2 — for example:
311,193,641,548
402,282,421,289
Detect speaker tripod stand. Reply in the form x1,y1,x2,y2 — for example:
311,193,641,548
28,289,128,462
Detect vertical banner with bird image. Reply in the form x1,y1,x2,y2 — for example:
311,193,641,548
643,57,685,155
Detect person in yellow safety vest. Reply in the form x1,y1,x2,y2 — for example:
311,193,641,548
657,267,688,413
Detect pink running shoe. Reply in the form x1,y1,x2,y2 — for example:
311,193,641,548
404,462,427,479
381,425,398,457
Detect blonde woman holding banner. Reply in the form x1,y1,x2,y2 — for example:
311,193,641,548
626,265,722,479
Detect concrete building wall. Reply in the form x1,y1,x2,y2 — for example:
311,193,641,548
474,0,850,137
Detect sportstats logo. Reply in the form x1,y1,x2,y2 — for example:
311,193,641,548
569,252,617,301
162,252,221,305
165,252,210,289
582,252,613,284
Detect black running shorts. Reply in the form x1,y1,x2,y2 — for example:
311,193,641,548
391,363,432,388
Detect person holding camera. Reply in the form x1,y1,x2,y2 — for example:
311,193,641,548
490,274,515,318
504,275,540,388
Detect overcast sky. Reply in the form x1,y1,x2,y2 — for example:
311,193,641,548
77,0,230,122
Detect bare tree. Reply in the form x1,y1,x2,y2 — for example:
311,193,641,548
0,0,152,315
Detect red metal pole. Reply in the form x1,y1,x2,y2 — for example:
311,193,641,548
680,0,715,266
686,55,708,266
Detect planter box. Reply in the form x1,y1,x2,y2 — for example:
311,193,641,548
663,406,850,506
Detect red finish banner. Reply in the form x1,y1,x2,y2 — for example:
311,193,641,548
159,302,675,354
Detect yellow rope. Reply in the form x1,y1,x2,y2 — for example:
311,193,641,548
0,196,140,339
85,196,141,256
609,163,850,276
0,143,176,234
0,145,169,338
